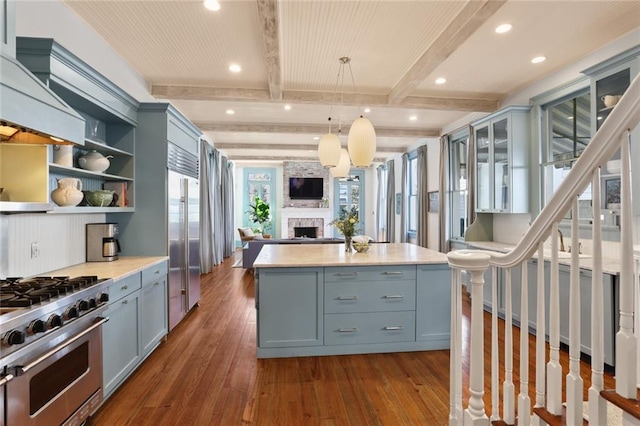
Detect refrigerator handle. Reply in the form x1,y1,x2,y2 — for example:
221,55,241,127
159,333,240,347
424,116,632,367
183,177,190,311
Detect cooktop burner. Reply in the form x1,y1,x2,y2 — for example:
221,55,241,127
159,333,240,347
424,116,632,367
0,276,105,309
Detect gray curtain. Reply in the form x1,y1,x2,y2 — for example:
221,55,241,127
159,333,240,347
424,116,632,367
211,149,224,266
416,145,429,248
439,135,450,253
200,140,215,273
385,160,395,243
376,165,384,242
466,124,476,227
400,153,408,243
221,156,234,258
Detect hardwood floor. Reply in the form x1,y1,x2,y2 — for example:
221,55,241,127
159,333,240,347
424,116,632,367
91,251,615,425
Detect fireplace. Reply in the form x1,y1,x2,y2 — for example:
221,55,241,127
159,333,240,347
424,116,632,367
294,227,317,238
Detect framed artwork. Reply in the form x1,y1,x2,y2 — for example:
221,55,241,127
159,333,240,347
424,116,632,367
428,191,439,213
605,178,621,209
395,193,402,214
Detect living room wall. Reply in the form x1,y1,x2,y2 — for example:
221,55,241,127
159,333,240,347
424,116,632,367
282,161,330,208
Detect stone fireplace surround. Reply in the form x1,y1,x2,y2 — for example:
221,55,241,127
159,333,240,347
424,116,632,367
280,208,333,239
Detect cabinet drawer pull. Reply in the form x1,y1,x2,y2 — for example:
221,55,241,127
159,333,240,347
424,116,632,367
122,300,128,305
121,285,128,290
335,272,357,277
154,270,160,274
382,295,404,299
382,326,403,331
337,296,358,301
337,328,358,333
153,282,160,286
382,271,404,275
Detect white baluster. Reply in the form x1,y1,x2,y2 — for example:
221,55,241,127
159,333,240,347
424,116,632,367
518,262,530,425
532,242,546,426
491,266,500,422
547,223,562,415
588,168,606,425
503,267,515,424
566,197,583,425
617,129,638,398
449,268,463,426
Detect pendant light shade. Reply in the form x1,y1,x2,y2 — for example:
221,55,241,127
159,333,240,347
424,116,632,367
330,148,351,178
347,116,376,167
318,133,341,167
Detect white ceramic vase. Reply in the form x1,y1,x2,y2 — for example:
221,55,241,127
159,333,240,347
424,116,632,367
51,178,83,207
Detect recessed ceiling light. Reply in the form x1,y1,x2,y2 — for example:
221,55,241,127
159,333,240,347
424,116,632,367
409,115,418,121
284,104,291,111
597,116,603,121
229,63,241,73
50,136,64,142
203,0,221,11
435,77,447,85
225,109,235,115
531,56,546,64
567,116,574,120
313,136,320,141
495,23,512,34
364,108,371,113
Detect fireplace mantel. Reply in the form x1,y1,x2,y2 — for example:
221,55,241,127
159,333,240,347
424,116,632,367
280,208,333,239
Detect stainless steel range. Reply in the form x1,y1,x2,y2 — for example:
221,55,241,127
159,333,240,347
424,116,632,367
0,275,111,426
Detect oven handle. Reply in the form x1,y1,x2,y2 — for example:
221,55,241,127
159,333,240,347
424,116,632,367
16,317,109,375
0,373,14,385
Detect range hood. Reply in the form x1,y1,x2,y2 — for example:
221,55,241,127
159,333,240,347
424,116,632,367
0,51,85,145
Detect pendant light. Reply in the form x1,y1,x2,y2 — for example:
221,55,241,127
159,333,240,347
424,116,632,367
330,148,351,178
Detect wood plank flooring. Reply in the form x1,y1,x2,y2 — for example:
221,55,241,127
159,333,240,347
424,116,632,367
91,251,615,425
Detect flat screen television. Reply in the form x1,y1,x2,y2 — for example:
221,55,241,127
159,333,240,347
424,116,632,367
289,177,324,199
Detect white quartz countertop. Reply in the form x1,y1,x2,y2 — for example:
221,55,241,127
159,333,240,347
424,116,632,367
43,256,169,281
460,241,621,275
253,243,448,268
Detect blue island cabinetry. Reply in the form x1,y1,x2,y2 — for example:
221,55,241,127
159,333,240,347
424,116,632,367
256,262,451,358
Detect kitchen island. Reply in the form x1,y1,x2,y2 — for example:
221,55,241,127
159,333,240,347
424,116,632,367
253,243,450,358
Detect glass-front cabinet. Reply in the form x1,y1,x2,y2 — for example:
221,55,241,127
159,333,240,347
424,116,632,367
473,106,531,214
448,128,469,241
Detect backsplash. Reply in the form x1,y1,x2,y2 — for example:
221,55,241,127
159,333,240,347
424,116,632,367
2,213,105,277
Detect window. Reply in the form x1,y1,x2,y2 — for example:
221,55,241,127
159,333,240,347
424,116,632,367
407,153,418,233
378,166,387,241
449,133,468,240
333,170,365,237
541,90,592,215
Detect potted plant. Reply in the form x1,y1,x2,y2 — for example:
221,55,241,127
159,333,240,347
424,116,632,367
247,196,271,238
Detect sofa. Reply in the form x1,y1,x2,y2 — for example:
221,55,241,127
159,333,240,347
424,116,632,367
242,237,342,268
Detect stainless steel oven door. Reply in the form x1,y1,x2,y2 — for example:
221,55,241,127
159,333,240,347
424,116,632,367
5,317,107,426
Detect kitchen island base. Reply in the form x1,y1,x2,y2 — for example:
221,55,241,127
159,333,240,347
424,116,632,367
254,244,451,359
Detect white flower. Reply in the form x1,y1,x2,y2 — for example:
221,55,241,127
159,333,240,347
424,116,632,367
352,235,372,244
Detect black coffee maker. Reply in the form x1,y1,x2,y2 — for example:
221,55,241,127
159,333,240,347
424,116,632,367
86,223,121,262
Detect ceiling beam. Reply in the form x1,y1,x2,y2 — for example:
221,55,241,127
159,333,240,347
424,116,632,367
195,122,440,138
221,154,391,163
214,143,407,153
387,0,507,105
151,86,498,112
256,0,282,100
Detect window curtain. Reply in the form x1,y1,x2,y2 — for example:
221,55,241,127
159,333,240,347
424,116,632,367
416,145,429,248
439,135,450,253
221,156,234,258
211,148,224,266
376,165,385,242
200,140,215,273
466,124,476,227
385,159,395,243
400,153,408,243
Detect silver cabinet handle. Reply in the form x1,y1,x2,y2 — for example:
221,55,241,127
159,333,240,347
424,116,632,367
335,272,357,277
0,374,14,386
382,295,404,299
18,317,109,374
382,271,404,275
153,282,160,286
337,328,358,333
122,300,128,304
121,285,128,290
383,326,403,331
154,270,160,275
337,296,358,301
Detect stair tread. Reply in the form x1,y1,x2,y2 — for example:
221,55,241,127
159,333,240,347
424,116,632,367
600,389,640,420
532,406,588,426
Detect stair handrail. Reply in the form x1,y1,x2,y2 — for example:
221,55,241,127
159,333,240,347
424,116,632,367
478,73,640,269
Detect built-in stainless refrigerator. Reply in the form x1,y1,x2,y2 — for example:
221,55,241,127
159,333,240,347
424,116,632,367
168,143,200,331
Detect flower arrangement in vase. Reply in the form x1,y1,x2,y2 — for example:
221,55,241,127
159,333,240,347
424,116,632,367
329,206,359,251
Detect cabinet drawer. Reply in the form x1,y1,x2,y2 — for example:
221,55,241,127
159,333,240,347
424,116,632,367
110,272,141,302
325,281,416,313
142,261,168,285
324,311,415,345
324,265,416,283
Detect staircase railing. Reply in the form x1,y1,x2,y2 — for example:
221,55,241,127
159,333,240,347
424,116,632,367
448,72,640,425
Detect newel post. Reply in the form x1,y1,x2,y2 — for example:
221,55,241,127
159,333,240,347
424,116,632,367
448,250,491,426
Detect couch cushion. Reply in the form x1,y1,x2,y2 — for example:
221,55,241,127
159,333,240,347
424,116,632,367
239,227,254,237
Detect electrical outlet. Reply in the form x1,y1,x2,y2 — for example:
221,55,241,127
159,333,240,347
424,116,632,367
31,242,40,259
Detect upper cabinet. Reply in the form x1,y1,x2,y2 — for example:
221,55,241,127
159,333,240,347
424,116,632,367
473,106,531,214
15,37,139,213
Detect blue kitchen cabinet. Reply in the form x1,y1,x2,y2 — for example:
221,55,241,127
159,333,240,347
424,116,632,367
140,261,168,358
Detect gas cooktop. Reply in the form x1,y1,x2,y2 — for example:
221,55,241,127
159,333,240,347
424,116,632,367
0,276,107,311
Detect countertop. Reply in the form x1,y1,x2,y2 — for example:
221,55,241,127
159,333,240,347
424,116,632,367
43,256,169,281
253,243,448,268
459,241,621,275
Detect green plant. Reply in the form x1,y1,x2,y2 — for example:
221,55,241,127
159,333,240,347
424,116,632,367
247,196,271,233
